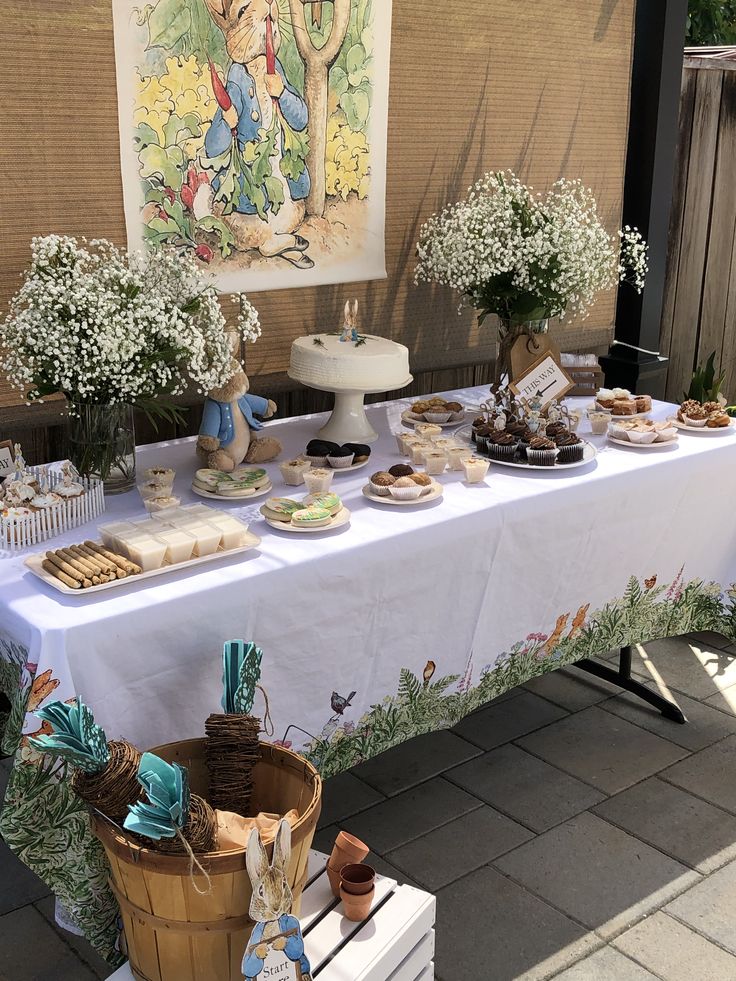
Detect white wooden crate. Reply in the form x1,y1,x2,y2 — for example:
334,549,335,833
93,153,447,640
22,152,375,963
107,849,435,981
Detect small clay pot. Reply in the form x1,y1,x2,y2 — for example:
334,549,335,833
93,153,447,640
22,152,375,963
329,830,369,872
340,863,376,896
340,883,375,922
326,864,343,898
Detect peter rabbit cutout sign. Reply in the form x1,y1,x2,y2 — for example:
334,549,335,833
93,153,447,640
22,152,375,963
242,819,312,981
112,0,392,292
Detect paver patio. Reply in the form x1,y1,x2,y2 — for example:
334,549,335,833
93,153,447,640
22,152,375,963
3,634,736,980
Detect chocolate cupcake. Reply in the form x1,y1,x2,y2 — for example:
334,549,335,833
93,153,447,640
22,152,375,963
545,422,567,438
471,416,487,443
554,431,584,463
526,434,558,466
388,464,415,478
326,447,355,469
487,430,518,461
343,443,371,463
474,425,495,454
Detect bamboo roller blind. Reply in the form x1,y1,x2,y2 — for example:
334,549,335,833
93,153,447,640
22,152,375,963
0,0,635,409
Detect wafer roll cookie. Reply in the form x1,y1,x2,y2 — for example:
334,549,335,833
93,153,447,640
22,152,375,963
45,551,87,584
84,541,142,575
57,548,102,583
75,544,121,577
65,546,112,582
42,560,81,589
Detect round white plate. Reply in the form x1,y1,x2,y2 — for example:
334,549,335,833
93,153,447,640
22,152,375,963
362,480,443,505
668,416,734,433
607,435,678,450
489,441,597,471
192,480,273,502
401,410,469,429
261,505,351,533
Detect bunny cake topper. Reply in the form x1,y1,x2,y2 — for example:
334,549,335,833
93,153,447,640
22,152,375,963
340,299,360,343
242,818,312,981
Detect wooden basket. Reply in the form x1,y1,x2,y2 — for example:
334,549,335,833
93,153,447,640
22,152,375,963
91,739,322,981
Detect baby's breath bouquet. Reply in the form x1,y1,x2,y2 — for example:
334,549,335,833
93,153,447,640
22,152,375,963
0,236,260,491
415,171,648,382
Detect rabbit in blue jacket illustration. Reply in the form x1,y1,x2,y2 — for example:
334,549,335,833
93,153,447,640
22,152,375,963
203,0,313,269
241,819,312,981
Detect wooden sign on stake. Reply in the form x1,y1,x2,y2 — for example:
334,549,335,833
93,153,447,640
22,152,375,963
510,351,574,409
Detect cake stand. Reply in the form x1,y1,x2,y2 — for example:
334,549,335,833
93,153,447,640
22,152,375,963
298,377,413,444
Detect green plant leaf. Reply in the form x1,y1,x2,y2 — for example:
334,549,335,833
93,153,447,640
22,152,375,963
329,66,349,99
134,121,161,151
264,175,285,216
147,0,191,49
280,118,309,181
163,111,202,148
339,88,370,131
139,143,186,190
346,42,369,86
195,215,235,258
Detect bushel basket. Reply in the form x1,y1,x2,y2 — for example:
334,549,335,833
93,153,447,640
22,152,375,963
91,739,321,981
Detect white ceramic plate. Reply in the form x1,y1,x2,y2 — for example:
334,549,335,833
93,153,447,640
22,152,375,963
24,533,262,596
191,480,273,501
362,480,444,505
608,435,678,450
668,416,734,434
490,441,597,471
401,410,470,430
261,505,351,533
320,457,371,473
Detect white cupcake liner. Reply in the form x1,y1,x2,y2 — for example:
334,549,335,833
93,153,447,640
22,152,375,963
683,415,707,428
369,481,393,496
388,484,424,501
305,453,328,465
423,412,452,423
327,454,355,469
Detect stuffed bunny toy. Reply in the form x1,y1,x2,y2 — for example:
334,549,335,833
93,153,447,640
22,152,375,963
241,819,312,981
197,336,281,470
202,0,313,270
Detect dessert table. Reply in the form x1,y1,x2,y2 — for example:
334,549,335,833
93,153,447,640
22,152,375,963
2,386,736,963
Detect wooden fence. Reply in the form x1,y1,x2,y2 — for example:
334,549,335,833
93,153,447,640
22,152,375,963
660,48,736,402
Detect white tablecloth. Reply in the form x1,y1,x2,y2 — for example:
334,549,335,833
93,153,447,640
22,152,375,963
2,387,736,959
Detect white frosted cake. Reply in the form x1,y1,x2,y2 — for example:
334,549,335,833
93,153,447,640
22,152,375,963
289,334,411,392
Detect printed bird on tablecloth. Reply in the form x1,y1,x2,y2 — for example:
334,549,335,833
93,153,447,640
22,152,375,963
331,691,355,715
423,660,436,686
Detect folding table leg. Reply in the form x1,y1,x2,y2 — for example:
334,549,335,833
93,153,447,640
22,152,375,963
574,645,687,724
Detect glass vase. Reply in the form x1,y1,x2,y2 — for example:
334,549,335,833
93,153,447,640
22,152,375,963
68,404,136,494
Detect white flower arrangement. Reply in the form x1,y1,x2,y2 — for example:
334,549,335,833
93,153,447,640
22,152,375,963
0,236,261,421
415,171,648,327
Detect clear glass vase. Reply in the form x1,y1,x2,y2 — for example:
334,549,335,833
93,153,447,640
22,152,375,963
68,404,136,494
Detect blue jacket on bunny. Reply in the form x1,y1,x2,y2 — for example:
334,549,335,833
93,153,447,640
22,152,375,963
241,915,311,979
205,60,310,215
199,394,270,445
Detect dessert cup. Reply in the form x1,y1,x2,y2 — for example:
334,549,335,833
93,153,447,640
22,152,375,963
303,468,334,495
409,441,432,465
144,467,175,488
447,447,475,471
587,410,611,435
422,451,448,475
462,457,490,483
340,864,376,896
143,495,181,513
280,459,312,486
340,884,375,922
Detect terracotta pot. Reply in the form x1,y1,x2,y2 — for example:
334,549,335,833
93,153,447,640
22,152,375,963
329,830,369,873
340,864,376,896
326,864,342,898
340,884,374,922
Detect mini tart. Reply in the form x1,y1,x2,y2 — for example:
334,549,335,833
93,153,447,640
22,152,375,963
388,464,414,478
262,497,304,521
55,481,85,498
30,492,62,509
304,492,342,515
342,442,371,463
326,448,355,469
291,506,332,527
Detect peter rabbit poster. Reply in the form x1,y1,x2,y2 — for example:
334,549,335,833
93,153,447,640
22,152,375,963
112,0,392,292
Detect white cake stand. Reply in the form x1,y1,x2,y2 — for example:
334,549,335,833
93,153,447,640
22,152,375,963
299,377,413,444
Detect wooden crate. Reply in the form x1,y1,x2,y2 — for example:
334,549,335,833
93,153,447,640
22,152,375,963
565,363,604,398
108,849,436,981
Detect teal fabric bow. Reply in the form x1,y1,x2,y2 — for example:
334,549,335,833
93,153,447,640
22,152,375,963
221,640,263,715
29,699,110,774
123,753,190,841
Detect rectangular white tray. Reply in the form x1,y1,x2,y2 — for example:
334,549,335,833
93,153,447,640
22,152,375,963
24,532,261,596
